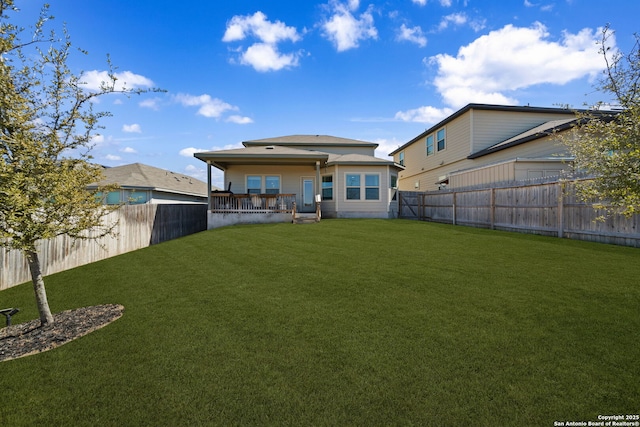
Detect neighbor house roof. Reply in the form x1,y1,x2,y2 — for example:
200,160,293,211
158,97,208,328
88,163,210,197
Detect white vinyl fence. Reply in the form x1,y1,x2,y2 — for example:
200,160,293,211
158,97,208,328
1,204,207,291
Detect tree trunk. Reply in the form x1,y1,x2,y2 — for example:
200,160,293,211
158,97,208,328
25,250,54,326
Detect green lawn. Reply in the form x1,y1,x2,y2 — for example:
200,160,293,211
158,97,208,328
1,219,639,426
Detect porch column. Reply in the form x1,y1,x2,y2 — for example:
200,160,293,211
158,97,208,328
207,160,212,211
315,161,321,198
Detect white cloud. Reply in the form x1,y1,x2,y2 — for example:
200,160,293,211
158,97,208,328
373,138,404,160
184,164,207,182
122,124,142,133
91,134,105,144
412,0,452,5
437,12,468,31
175,93,238,118
81,70,154,92
394,106,454,124
223,11,302,72
105,154,121,161
140,97,162,110
226,115,254,124
397,24,427,47
429,23,604,108
121,147,137,154
321,1,378,52
179,147,209,158
240,43,301,72
223,11,300,44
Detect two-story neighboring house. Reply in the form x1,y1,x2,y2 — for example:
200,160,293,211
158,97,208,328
389,104,608,191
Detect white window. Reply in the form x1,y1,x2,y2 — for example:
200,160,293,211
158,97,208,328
345,173,380,201
426,135,434,156
246,175,281,194
247,176,261,194
346,174,361,200
365,175,379,200
436,128,446,152
265,176,280,194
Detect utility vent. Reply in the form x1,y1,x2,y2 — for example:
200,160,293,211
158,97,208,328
265,145,275,150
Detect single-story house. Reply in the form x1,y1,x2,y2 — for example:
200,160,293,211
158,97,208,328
389,104,615,191
88,162,213,204
194,135,404,228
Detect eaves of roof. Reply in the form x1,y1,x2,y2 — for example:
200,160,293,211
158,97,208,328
326,153,404,169
194,146,330,170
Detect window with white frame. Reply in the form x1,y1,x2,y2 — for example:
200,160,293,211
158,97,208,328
265,176,280,194
426,135,434,156
322,175,333,200
247,175,281,194
345,173,380,201
346,174,360,200
365,175,379,200
436,128,446,151
247,176,262,194
399,151,405,166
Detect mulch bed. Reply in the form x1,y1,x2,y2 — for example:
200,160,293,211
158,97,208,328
0,304,124,362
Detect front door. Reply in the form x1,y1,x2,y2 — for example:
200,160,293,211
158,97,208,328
301,178,315,213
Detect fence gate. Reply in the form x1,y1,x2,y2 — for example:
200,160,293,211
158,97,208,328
398,191,421,220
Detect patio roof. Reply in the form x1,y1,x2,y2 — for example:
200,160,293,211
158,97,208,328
194,145,330,171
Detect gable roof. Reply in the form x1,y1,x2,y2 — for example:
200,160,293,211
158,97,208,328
88,163,210,196
243,134,378,148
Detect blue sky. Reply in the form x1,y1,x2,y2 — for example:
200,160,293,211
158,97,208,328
9,0,639,187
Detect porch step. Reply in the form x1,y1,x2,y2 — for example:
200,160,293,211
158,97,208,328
293,213,320,224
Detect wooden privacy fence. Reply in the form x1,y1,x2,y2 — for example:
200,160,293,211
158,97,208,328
0,204,207,291
399,181,640,247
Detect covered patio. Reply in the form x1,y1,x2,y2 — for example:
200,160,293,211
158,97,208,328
194,145,328,228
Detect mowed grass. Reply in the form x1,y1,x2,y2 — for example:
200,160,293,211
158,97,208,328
1,219,639,426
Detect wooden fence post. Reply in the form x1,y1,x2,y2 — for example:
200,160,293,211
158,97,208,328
557,181,564,238
490,188,495,230
452,191,457,225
